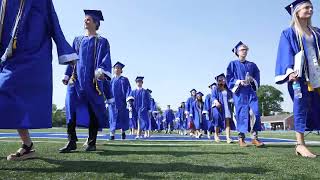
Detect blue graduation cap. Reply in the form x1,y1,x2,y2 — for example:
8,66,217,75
84,10,104,21
232,41,244,55
135,76,144,82
190,89,197,93
208,82,217,88
196,92,204,97
84,10,104,30
147,89,152,94
285,0,311,15
215,73,226,81
113,61,125,69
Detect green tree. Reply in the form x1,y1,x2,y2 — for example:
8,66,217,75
52,104,66,127
156,103,163,115
257,85,284,116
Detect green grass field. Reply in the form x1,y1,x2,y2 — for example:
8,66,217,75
0,129,320,179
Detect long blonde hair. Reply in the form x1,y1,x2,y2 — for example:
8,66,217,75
290,2,314,36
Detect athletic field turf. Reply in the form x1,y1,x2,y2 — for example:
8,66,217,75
0,129,319,179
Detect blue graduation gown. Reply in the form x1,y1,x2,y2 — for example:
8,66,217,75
211,87,236,131
275,27,320,132
65,35,112,128
185,96,196,129
190,101,206,130
203,94,214,131
155,114,164,130
174,111,180,130
226,60,261,133
128,88,151,131
164,109,175,129
177,107,187,130
148,98,158,130
128,103,138,129
109,76,131,132
0,0,77,129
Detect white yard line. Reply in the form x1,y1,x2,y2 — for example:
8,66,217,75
0,139,319,146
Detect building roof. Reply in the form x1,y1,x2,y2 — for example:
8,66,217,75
261,114,293,123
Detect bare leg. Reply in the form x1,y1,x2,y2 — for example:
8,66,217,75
214,127,220,142
225,119,233,143
296,132,316,158
18,129,32,146
7,129,35,161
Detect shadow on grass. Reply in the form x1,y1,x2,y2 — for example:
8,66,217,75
103,144,198,148
94,149,248,157
1,158,271,179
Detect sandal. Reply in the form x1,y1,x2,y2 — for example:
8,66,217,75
7,143,36,161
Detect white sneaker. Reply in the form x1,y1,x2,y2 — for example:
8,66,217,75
227,138,233,144
214,136,221,143
83,138,88,147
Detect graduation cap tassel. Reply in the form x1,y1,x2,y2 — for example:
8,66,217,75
13,37,17,49
94,79,102,96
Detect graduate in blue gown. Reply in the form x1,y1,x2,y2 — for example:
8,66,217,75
163,105,175,134
190,92,206,139
154,112,164,132
0,0,77,161
275,0,320,158
212,74,236,144
108,62,131,140
185,89,197,136
226,41,264,147
60,10,112,153
127,97,138,135
128,76,151,139
147,89,158,133
176,102,187,135
203,83,217,139
174,110,181,132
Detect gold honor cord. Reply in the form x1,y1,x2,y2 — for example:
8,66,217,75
0,0,24,62
69,36,104,98
93,37,102,96
0,0,7,44
12,0,25,50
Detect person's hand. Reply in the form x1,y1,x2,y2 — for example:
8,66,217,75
62,79,68,85
289,72,298,82
214,101,221,108
97,74,106,80
240,80,248,86
247,75,253,82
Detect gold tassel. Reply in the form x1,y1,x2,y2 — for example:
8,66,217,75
94,79,102,95
13,37,17,49
307,81,314,92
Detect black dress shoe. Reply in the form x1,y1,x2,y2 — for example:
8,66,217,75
59,141,77,153
109,136,115,141
121,133,126,140
85,145,96,152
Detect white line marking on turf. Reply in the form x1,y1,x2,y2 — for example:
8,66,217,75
0,139,319,146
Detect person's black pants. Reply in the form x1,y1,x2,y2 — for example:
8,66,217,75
67,103,99,146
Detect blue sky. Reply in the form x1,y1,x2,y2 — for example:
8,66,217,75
51,0,320,112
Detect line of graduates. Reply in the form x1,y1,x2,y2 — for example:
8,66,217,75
2,0,320,161
171,41,265,148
